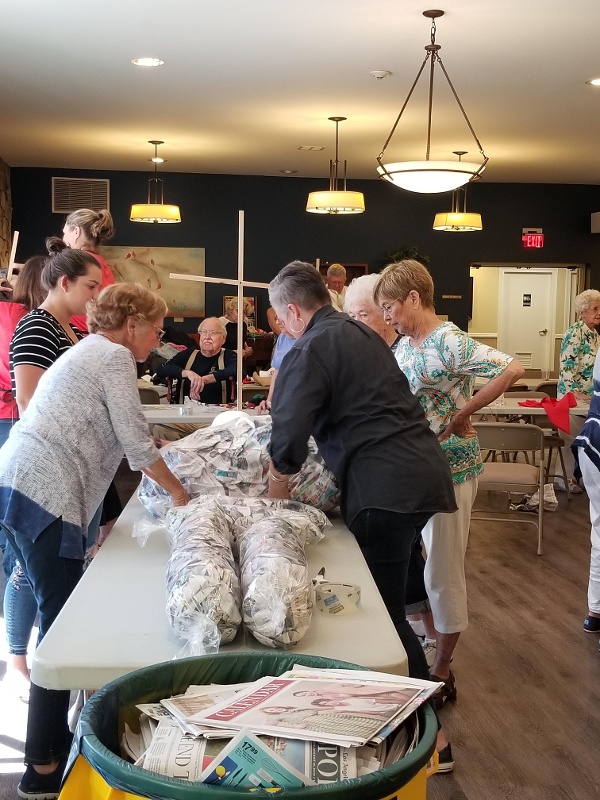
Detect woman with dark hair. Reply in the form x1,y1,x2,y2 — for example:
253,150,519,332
0,255,48,439
61,208,115,332
0,283,190,799
10,238,102,414
0,254,48,700
3,239,101,698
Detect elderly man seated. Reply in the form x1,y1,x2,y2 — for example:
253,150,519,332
153,317,238,440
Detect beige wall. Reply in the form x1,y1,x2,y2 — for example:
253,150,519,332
0,157,11,268
468,267,499,340
468,264,578,372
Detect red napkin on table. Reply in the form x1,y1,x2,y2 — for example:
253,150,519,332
517,392,578,434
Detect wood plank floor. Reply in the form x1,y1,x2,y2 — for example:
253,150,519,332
428,488,600,800
1,467,598,799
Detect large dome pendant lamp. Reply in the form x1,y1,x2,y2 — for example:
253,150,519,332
376,9,488,194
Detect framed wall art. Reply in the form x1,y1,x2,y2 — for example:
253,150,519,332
99,245,206,317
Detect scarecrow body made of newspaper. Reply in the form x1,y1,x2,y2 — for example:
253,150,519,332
138,413,340,519
163,495,329,652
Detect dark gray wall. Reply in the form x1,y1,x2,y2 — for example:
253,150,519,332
10,167,600,330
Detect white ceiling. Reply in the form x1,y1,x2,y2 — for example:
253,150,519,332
2,0,600,185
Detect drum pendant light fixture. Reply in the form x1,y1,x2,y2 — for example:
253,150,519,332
306,117,365,214
130,140,181,223
433,152,483,230
376,10,488,194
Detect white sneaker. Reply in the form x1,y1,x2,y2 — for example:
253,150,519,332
419,636,437,667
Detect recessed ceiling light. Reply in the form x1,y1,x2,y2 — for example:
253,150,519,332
131,57,164,67
280,169,298,174
298,146,325,151
586,78,600,86
150,157,165,163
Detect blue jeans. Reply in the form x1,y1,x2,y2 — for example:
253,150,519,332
349,508,431,681
2,518,84,764
2,540,38,655
0,418,38,656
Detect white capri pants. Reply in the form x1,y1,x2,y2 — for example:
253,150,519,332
578,451,600,614
421,478,478,635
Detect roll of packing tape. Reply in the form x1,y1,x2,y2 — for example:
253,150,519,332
314,581,361,615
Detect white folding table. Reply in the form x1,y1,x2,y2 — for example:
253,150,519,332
32,495,408,690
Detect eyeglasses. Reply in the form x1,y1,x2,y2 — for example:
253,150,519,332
152,325,165,341
381,300,399,316
199,330,223,337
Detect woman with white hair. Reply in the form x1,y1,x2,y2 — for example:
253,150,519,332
343,273,400,351
557,289,600,493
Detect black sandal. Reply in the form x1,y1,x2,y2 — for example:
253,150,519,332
429,670,457,709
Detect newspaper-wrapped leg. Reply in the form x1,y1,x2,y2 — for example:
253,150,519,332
215,496,329,561
137,414,340,519
165,499,241,649
238,515,314,648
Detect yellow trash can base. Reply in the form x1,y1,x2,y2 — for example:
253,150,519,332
60,756,145,800
61,755,430,800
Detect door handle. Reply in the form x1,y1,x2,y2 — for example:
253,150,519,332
539,328,548,335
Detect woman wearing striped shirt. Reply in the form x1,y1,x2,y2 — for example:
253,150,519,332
2,239,101,703
10,237,102,415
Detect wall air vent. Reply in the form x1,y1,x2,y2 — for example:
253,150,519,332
515,352,533,368
52,177,110,214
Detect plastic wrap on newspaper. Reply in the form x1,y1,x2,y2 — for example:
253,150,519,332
164,499,241,649
238,514,316,648
214,496,330,544
137,413,340,518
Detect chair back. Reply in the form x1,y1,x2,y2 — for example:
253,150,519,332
473,422,546,555
535,381,558,398
475,422,545,456
138,386,161,404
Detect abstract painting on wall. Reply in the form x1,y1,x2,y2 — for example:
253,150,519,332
99,246,205,316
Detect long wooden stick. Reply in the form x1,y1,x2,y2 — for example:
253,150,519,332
6,231,19,281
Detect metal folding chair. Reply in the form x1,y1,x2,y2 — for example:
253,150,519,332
472,422,546,555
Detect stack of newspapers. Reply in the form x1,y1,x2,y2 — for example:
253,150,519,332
121,665,442,789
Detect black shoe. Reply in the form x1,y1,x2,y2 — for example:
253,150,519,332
437,743,455,773
17,761,66,800
429,670,457,710
583,615,600,633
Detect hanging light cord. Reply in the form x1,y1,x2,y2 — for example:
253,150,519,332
377,15,488,168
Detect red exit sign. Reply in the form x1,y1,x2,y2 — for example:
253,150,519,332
522,233,544,248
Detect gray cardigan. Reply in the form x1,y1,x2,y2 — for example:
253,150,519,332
0,334,159,559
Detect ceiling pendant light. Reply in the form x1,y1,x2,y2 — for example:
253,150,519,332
376,9,488,194
433,152,483,230
306,117,365,214
130,140,181,223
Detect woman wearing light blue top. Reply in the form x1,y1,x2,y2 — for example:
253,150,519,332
258,314,296,413
0,282,190,800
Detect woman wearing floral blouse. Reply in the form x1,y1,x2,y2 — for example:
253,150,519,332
374,260,523,704
558,289,600,493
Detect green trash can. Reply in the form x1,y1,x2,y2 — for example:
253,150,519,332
64,652,437,800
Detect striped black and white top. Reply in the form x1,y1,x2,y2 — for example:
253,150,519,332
9,308,83,396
